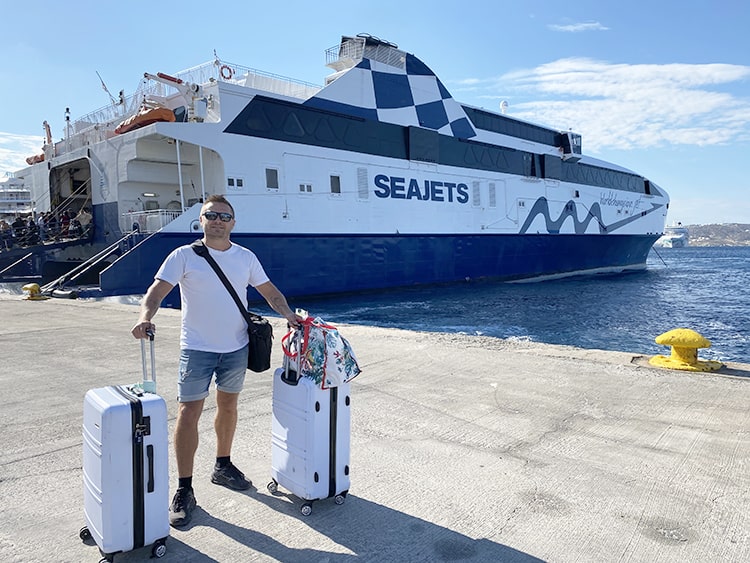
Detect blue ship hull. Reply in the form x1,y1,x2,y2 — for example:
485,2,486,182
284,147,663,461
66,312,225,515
91,232,659,307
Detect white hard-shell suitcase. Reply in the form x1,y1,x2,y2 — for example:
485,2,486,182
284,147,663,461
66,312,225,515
268,359,351,516
80,334,169,561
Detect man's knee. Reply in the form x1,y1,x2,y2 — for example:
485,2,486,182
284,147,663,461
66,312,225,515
176,399,204,426
216,390,239,412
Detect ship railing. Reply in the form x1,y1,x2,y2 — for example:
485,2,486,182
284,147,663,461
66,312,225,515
39,230,145,294
326,36,406,70
68,61,321,141
0,252,34,278
121,209,183,234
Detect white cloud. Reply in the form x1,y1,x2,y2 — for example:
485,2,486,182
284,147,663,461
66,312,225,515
0,133,44,176
548,22,609,32
460,58,750,152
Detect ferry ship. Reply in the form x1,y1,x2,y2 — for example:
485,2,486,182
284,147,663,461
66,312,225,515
2,34,669,304
0,177,33,220
654,222,689,248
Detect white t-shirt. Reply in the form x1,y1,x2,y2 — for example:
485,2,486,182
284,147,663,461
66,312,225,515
155,242,270,352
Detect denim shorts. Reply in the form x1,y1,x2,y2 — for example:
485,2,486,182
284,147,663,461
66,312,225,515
177,346,248,402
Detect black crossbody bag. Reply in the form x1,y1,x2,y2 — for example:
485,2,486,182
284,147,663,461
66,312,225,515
191,241,273,372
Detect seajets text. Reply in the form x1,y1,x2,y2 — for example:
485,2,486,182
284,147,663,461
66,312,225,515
374,174,470,203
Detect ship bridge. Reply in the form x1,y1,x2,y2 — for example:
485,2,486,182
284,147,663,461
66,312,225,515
325,34,406,84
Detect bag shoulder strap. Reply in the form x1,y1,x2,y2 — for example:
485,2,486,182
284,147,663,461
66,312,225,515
191,240,251,325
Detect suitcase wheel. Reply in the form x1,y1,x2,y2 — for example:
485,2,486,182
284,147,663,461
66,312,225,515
334,494,346,505
152,538,168,558
301,503,313,516
78,526,92,542
267,479,279,494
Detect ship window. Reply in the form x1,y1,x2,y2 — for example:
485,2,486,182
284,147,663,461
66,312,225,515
472,181,481,207
462,105,559,146
488,182,496,208
330,175,341,195
265,168,279,190
522,153,533,177
523,154,544,178
231,97,647,197
408,126,439,163
543,154,562,179
283,113,305,137
227,177,244,191
299,183,312,193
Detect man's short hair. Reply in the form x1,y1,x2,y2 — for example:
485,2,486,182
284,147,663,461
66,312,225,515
203,194,234,215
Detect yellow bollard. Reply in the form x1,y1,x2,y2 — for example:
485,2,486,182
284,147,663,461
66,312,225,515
649,328,723,372
21,283,50,301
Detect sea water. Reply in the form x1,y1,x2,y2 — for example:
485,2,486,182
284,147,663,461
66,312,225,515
285,247,750,364
3,247,748,363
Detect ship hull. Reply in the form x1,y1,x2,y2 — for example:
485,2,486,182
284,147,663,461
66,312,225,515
93,230,658,306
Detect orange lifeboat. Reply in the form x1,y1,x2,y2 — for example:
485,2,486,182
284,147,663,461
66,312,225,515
115,105,176,135
25,153,45,165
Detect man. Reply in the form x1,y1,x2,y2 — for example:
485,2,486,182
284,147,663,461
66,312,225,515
131,194,300,528
75,207,92,237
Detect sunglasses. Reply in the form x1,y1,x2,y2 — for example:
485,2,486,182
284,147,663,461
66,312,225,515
202,211,234,222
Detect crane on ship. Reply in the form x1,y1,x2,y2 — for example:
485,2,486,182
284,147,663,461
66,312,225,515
143,72,208,122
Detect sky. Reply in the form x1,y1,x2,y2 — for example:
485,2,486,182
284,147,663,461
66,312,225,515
1,0,748,225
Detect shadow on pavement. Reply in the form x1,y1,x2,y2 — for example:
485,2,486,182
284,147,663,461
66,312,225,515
245,491,546,562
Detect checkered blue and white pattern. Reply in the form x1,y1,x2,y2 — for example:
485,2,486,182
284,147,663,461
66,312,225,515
305,54,476,140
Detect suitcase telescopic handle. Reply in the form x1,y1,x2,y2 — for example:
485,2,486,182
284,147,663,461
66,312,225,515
279,328,301,385
140,330,156,385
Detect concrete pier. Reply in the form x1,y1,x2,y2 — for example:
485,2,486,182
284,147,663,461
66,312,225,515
1,296,748,562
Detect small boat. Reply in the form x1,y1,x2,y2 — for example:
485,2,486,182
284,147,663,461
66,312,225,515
114,103,176,135
3,33,669,304
25,154,45,165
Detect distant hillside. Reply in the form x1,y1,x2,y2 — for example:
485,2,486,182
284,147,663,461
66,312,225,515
684,223,750,246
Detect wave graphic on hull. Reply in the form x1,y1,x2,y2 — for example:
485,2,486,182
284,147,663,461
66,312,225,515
519,197,664,235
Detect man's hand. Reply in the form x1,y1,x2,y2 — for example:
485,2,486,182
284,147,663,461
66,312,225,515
131,320,155,339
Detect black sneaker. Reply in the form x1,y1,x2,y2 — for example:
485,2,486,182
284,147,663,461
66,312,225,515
211,462,252,490
169,487,196,528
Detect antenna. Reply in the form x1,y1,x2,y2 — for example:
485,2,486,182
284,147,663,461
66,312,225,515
96,71,118,106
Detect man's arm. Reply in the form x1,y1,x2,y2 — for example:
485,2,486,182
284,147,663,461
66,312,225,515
131,279,175,339
255,281,300,327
